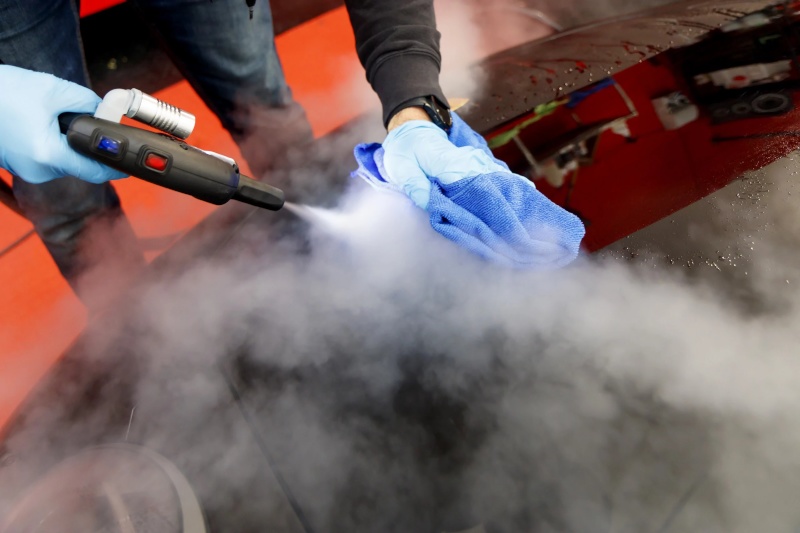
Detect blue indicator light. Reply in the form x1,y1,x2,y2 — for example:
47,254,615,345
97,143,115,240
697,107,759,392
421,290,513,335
97,136,121,155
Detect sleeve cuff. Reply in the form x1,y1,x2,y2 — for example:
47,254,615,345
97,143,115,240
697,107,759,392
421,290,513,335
371,53,448,127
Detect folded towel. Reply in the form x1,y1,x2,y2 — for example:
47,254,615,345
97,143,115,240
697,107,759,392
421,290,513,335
352,113,585,269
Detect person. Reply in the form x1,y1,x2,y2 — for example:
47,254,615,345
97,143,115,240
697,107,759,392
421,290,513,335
0,0,490,304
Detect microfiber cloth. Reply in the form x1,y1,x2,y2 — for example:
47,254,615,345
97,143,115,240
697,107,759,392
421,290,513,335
352,113,586,269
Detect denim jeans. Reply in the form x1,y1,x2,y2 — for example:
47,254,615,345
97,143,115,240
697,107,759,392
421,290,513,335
130,0,315,180
0,0,311,295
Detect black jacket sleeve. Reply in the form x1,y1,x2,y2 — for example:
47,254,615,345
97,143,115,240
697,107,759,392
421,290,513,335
343,0,448,126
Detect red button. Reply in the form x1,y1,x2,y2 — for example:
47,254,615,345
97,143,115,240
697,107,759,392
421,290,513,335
144,153,168,171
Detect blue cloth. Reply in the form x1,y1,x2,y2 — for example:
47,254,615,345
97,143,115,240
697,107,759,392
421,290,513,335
352,113,586,269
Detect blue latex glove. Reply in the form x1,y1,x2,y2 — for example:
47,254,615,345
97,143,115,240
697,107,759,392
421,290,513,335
0,65,128,184
353,113,585,269
382,120,509,208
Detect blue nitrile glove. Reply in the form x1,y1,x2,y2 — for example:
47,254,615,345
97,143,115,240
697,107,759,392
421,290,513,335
352,112,585,269
381,120,509,208
0,65,128,184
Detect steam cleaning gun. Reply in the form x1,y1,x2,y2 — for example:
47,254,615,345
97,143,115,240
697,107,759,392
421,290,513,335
58,89,284,211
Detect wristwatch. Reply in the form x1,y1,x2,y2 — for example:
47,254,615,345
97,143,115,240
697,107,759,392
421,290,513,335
390,95,452,132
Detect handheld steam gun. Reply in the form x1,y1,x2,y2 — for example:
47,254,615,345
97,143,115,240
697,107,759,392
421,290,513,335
58,89,284,211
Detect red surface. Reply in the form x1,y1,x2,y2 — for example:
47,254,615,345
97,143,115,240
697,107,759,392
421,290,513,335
9,5,798,432
491,58,800,252
0,6,368,430
80,0,125,17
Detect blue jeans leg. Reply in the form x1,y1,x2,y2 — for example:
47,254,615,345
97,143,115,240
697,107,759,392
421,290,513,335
0,0,144,295
130,0,315,179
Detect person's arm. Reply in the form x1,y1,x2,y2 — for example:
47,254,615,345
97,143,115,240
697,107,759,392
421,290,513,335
343,0,448,130
344,1,510,212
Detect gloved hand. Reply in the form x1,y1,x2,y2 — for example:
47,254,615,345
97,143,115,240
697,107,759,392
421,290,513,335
0,65,128,184
381,120,509,209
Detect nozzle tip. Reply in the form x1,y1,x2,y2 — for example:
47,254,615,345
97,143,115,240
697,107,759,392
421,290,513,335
232,176,284,211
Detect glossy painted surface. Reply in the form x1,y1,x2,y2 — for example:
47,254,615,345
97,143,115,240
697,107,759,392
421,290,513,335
462,0,776,131
5,3,800,531
4,0,798,434
79,0,344,33
79,0,125,17
6,0,800,425
0,5,367,430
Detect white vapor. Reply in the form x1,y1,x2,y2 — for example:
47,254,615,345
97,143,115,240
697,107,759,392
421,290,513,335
4,2,800,533
99,153,800,531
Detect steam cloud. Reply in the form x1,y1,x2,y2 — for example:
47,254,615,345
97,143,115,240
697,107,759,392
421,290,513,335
5,159,798,532
3,1,800,533
147,160,800,532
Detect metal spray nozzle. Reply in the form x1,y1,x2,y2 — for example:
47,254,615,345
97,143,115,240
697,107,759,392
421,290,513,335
94,88,196,139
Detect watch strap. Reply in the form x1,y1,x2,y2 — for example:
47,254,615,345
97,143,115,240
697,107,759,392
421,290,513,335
388,95,452,132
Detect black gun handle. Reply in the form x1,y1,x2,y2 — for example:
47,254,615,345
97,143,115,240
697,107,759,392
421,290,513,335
58,113,284,211
58,112,84,135
61,113,242,205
